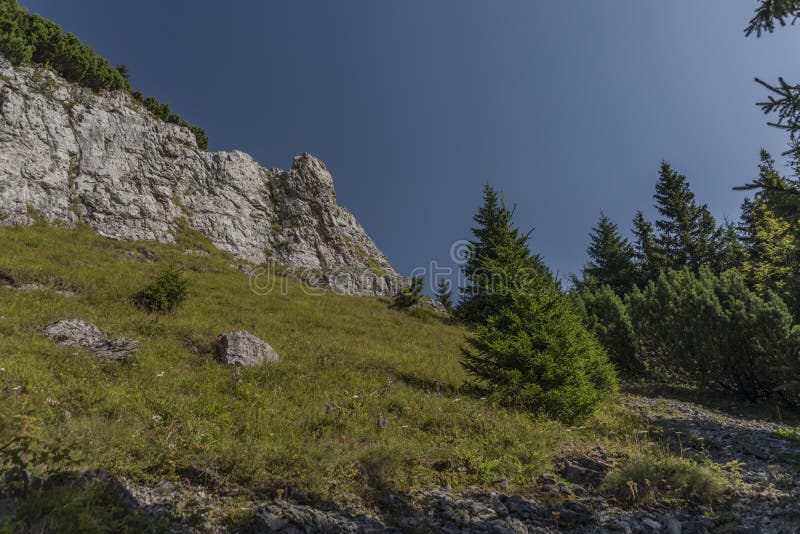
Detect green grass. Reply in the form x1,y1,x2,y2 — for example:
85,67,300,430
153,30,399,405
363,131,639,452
0,475,160,534
0,223,642,503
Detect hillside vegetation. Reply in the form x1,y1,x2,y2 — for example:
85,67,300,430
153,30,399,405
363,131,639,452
0,223,645,507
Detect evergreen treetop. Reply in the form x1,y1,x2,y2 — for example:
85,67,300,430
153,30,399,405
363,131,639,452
653,162,722,272
582,212,636,294
458,184,543,324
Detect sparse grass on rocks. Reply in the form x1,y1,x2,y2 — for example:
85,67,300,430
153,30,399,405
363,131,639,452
602,451,726,506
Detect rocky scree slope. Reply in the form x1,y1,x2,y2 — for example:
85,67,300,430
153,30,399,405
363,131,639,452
0,54,403,295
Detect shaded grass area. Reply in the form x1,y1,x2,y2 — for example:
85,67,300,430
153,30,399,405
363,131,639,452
0,472,161,534
0,223,654,506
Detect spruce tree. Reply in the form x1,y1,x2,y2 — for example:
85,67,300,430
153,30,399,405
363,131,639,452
457,184,540,324
459,185,617,423
393,277,423,309
582,212,636,294
462,250,617,424
653,162,721,272
746,1,800,37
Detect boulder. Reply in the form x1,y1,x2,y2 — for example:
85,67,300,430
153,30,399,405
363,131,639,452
217,331,279,367
43,319,105,347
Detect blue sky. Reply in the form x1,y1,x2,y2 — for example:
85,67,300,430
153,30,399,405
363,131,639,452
20,1,800,284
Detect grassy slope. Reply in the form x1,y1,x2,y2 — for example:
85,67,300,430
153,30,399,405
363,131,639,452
0,223,638,502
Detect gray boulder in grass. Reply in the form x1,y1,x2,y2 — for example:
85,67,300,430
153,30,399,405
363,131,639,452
43,319,105,347
217,331,279,367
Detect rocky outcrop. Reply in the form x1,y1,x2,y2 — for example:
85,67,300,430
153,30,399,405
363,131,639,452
43,319,105,347
217,330,279,367
0,55,404,295
43,319,137,361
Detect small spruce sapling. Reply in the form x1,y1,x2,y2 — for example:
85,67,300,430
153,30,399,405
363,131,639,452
435,279,454,313
393,277,423,309
133,264,189,314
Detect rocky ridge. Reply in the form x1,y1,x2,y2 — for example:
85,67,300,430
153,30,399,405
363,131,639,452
0,54,404,295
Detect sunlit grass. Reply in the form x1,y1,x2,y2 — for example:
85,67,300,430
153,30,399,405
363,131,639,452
0,223,641,501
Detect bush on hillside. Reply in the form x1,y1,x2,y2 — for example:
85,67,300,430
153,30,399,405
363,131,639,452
392,277,423,309
133,265,189,314
435,279,454,313
576,284,643,377
627,267,800,402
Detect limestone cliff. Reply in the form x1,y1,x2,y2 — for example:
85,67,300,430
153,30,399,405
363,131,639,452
0,54,404,295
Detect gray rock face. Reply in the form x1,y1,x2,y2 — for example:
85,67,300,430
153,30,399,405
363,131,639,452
43,319,137,361
0,55,404,295
217,331,279,367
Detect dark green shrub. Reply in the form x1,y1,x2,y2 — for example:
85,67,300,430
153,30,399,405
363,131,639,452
627,267,800,402
577,285,643,377
392,277,423,309
0,0,32,64
0,30,32,64
133,265,189,314
462,272,618,424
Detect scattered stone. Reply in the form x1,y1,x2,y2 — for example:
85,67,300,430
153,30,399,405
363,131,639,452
217,331,279,367
43,319,137,361
89,337,137,361
418,296,447,314
253,501,392,533
182,249,209,256
78,468,140,511
153,480,175,496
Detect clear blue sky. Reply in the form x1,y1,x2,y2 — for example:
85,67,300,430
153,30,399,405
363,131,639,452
20,1,800,283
